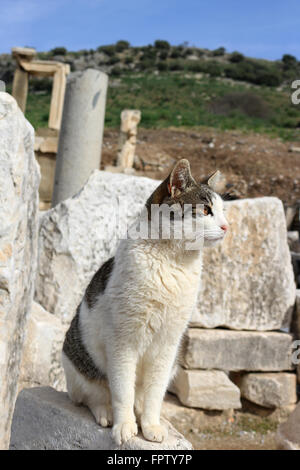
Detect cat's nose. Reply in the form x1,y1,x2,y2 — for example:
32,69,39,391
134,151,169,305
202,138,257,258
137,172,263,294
221,225,228,232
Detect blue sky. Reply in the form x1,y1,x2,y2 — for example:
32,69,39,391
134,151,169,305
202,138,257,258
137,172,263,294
0,0,299,60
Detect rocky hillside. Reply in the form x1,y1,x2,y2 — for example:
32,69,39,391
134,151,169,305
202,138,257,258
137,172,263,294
1,40,300,87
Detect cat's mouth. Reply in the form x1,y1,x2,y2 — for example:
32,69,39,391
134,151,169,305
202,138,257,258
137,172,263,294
204,233,226,243
206,232,225,240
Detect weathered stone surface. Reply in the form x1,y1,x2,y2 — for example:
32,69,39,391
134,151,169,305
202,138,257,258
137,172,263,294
182,329,294,371
276,402,300,450
0,92,40,449
36,153,56,202
117,109,141,169
19,302,67,392
291,290,300,339
9,387,192,450
35,170,158,324
234,372,297,408
192,197,296,330
291,290,300,383
171,367,241,410
39,136,58,154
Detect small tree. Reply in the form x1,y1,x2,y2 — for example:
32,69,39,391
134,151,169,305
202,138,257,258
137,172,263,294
110,66,122,76
157,61,168,71
115,40,130,52
97,45,116,56
212,47,226,56
282,54,297,68
154,40,171,50
229,51,244,63
50,47,67,56
159,50,168,60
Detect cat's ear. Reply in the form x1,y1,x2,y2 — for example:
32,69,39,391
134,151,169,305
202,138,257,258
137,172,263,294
168,159,195,198
202,170,222,191
146,159,194,209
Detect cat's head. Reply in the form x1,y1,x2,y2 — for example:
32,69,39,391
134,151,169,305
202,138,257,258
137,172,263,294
146,159,229,248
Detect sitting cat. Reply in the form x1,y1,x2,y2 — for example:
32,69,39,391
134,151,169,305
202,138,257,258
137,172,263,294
62,159,229,445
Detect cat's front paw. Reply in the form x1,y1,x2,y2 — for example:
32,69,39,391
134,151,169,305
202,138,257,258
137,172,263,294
112,421,138,445
142,423,168,443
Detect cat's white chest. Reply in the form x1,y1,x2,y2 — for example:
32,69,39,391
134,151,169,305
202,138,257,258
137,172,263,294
136,249,202,331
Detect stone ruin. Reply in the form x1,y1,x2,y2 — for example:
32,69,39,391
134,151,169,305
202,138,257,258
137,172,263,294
0,66,300,449
12,47,70,130
11,47,70,211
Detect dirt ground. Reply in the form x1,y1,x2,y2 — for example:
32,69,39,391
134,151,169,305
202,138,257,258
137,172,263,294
101,127,300,206
161,393,293,450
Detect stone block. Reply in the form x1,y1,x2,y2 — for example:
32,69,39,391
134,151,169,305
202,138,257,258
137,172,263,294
233,372,297,408
276,402,300,450
172,367,241,410
19,302,67,391
9,387,192,450
182,329,294,371
192,197,295,330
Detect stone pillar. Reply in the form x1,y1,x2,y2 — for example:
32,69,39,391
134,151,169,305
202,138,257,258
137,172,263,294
12,67,28,112
117,109,141,168
52,69,108,206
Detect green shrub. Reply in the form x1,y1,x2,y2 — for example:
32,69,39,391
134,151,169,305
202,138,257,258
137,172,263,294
154,40,171,50
141,47,157,60
108,56,119,65
210,91,271,118
185,60,205,72
225,61,256,82
139,58,155,70
225,60,282,86
115,40,130,52
157,61,168,71
79,49,89,56
255,68,282,86
170,48,181,58
282,54,298,69
97,45,116,56
50,47,67,56
168,59,185,71
159,50,168,60
29,77,52,93
205,61,223,76
124,56,134,64
182,48,194,57
229,51,244,63
110,66,122,76
212,47,226,56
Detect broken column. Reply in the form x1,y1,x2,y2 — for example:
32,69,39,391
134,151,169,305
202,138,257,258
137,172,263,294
52,69,108,206
117,109,141,169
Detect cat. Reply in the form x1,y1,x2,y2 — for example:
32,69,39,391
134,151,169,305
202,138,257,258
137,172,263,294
62,159,229,445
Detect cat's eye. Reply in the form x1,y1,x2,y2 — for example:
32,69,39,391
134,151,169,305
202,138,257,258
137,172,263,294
191,204,213,217
203,205,213,216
